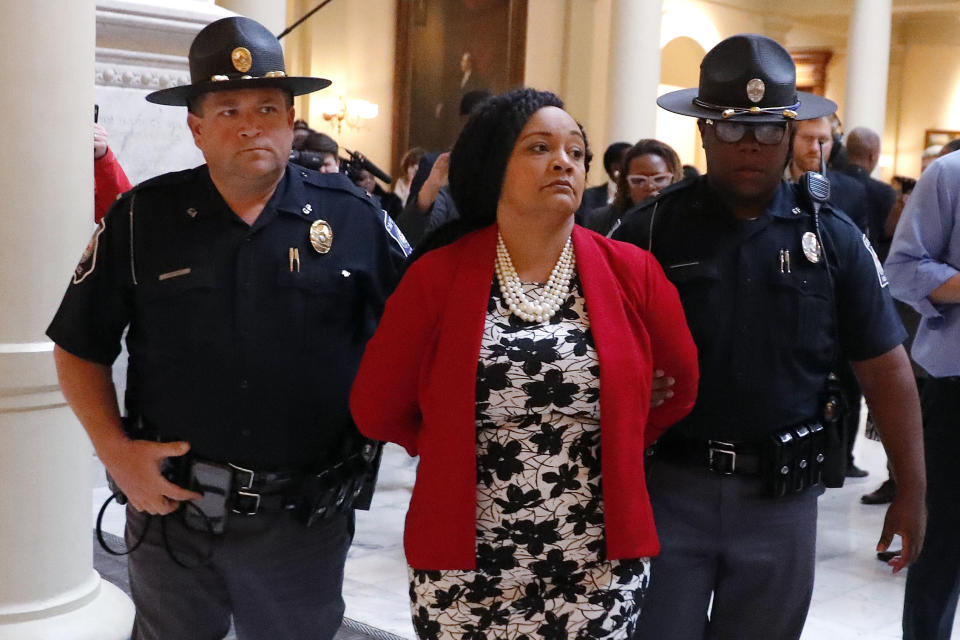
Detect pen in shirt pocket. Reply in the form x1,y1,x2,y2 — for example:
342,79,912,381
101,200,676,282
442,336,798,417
288,247,300,273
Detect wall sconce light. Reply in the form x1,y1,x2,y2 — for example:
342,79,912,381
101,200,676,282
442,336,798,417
315,96,379,135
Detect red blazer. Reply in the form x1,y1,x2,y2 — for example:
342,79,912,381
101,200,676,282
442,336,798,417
351,225,698,570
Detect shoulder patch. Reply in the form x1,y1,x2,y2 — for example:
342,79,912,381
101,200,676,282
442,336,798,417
861,234,889,288
73,219,106,284
382,210,412,257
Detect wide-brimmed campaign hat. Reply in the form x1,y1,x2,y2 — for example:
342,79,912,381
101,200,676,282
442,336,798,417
657,34,836,123
147,16,330,106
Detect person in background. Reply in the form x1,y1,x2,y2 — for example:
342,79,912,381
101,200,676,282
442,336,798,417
300,131,340,174
575,141,630,224
398,89,492,246
886,150,960,640
938,138,960,157
292,119,313,150
351,88,698,639
922,145,943,172
841,126,897,259
863,175,922,509
94,122,132,224
392,147,425,206
583,138,683,236
348,166,403,222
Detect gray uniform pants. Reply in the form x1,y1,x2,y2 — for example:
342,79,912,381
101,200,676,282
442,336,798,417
633,459,821,640
125,505,353,640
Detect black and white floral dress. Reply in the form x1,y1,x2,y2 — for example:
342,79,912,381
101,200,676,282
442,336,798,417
409,277,649,640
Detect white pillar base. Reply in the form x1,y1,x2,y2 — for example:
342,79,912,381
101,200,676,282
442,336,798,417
0,578,133,640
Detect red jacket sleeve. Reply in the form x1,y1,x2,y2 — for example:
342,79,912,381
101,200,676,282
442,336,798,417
350,259,438,456
94,148,133,224
637,251,699,445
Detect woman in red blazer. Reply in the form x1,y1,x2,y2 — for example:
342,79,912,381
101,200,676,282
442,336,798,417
351,89,698,639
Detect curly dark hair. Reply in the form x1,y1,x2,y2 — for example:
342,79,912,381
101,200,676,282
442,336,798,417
410,88,590,262
610,139,683,214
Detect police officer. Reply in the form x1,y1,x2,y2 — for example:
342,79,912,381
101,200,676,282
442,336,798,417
48,17,408,640
612,34,926,640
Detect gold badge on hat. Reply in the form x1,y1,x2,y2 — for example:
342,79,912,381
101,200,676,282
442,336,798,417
746,78,765,103
309,220,333,254
802,232,821,264
231,47,253,73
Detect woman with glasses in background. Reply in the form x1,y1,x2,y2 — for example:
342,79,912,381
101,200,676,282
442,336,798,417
584,139,683,236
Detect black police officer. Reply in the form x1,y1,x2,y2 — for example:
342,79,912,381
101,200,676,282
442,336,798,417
47,17,408,640
612,34,926,640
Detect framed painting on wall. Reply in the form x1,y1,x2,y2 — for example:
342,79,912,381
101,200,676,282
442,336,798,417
924,129,960,149
392,0,527,175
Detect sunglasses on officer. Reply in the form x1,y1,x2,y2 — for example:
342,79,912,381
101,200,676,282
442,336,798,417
703,119,788,145
626,173,674,189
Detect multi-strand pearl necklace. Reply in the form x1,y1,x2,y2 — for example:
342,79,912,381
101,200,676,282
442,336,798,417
495,232,576,323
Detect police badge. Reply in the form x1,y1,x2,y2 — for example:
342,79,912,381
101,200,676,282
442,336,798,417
309,220,333,254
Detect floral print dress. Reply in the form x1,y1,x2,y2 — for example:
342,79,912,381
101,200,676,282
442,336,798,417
409,277,649,640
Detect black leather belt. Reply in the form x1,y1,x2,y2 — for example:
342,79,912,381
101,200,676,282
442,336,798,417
226,463,303,516
650,436,762,475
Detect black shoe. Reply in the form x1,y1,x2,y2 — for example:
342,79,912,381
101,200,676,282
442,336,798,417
861,478,896,504
845,464,869,478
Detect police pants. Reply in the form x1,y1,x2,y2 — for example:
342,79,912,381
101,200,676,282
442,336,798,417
125,504,353,640
903,377,960,640
633,458,821,640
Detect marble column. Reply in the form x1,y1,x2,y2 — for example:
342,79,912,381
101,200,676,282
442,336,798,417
216,0,287,36
843,0,892,135
0,1,134,637
606,0,664,144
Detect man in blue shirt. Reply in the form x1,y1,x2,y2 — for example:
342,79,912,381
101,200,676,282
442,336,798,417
886,150,960,640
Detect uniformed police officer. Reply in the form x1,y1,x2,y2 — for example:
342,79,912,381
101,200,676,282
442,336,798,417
48,17,409,640
612,34,926,640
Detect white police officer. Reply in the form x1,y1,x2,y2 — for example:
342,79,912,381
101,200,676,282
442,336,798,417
613,34,926,640
48,16,408,640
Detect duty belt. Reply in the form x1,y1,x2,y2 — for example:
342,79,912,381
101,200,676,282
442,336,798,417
649,435,762,475
226,462,302,516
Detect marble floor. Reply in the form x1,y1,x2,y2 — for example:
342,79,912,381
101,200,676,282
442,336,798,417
92,432,957,639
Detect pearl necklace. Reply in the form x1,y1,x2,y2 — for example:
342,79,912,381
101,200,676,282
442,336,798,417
495,232,576,323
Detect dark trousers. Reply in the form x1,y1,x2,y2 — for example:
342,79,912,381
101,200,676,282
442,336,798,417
903,377,960,640
633,459,821,640
126,505,354,640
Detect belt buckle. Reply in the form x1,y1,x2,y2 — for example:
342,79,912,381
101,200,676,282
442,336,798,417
228,463,255,491
232,490,261,516
708,440,736,475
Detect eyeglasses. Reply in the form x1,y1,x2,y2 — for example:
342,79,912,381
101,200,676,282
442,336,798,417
626,173,674,189
705,119,787,145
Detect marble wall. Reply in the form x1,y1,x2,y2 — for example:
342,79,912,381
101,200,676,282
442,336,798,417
95,0,233,185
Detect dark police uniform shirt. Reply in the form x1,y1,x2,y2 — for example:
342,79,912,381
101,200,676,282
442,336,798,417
612,176,905,443
48,163,409,469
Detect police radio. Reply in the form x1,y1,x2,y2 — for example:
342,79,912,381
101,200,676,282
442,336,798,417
799,142,847,489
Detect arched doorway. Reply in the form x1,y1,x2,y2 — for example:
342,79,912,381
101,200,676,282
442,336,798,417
657,36,706,173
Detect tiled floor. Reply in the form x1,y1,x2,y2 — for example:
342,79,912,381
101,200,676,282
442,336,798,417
92,433,957,639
